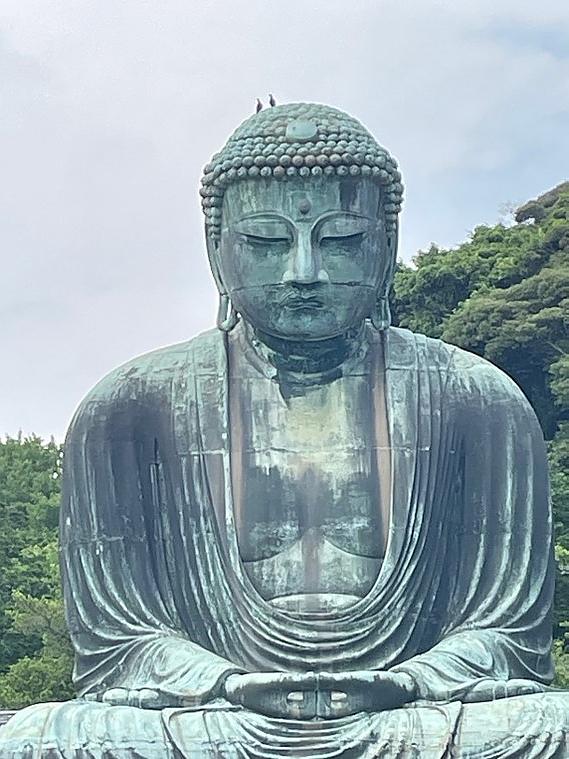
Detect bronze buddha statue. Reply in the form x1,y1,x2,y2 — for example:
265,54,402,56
2,102,567,758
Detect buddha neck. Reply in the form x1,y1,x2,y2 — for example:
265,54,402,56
240,320,369,394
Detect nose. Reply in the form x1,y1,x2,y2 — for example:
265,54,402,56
282,229,330,285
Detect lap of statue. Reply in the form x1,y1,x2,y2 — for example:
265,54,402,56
2,691,569,758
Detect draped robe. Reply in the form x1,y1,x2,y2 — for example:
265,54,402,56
2,324,568,758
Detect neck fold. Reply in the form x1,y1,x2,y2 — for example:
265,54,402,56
241,321,369,394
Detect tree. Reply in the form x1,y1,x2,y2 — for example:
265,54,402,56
393,182,569,438
442,262,569,437
0,436,72,708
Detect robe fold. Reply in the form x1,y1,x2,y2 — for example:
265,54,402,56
1,325,563,758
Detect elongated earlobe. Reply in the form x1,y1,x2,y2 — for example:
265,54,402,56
370,294,391,331
370,227,396,331
217,293,239,332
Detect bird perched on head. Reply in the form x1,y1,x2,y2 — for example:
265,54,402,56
255,98,263,113
269,94,276,107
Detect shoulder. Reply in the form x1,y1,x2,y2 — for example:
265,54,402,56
387,326,533,410
66,329,224,434
85,328,222,397
441,339,531,412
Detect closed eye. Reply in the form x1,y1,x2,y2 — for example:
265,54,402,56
242,234,290,245
320,232,366,244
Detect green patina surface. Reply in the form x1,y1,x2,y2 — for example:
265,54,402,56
2,102,568,758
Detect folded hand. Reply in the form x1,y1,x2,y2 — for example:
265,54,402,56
223,670,416,719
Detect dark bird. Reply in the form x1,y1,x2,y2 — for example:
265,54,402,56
269,93,276,107
256,98,263,113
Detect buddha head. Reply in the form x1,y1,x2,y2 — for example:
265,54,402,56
200,103,403,341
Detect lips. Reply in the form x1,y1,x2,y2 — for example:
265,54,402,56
283,296,325,310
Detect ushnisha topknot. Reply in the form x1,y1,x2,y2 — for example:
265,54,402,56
200,102,404,241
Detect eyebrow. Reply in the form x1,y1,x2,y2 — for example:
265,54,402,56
233,210,372,225
233,212,291,224
312,210,372,221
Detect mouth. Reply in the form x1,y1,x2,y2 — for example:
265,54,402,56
282,296,326,311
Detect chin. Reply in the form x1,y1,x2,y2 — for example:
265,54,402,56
256,315,361,342
275,328,341,342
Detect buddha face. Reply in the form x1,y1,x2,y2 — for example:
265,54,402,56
216,177,390,341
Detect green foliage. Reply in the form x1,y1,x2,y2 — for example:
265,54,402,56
393,182,569,438
552,422,569,642
551,356,569,411
0,652,74,709
392,220,555,338
0,436,73,708
553,639,569,688
551,425,569,552
442,263,569,436
0,589,73,708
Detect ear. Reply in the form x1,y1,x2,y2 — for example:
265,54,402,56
370,224,399,331
373,217,398,296
205,228,225,295
382,221,398,293
370,221,398,331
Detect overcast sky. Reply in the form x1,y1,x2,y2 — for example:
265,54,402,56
1,0,568,441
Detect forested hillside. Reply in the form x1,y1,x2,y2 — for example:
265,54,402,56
1,182,568,707
0,437,73,707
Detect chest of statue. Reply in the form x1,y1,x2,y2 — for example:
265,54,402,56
229,341,390,614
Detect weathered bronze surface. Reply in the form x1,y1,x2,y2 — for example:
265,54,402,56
2,102,569,757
